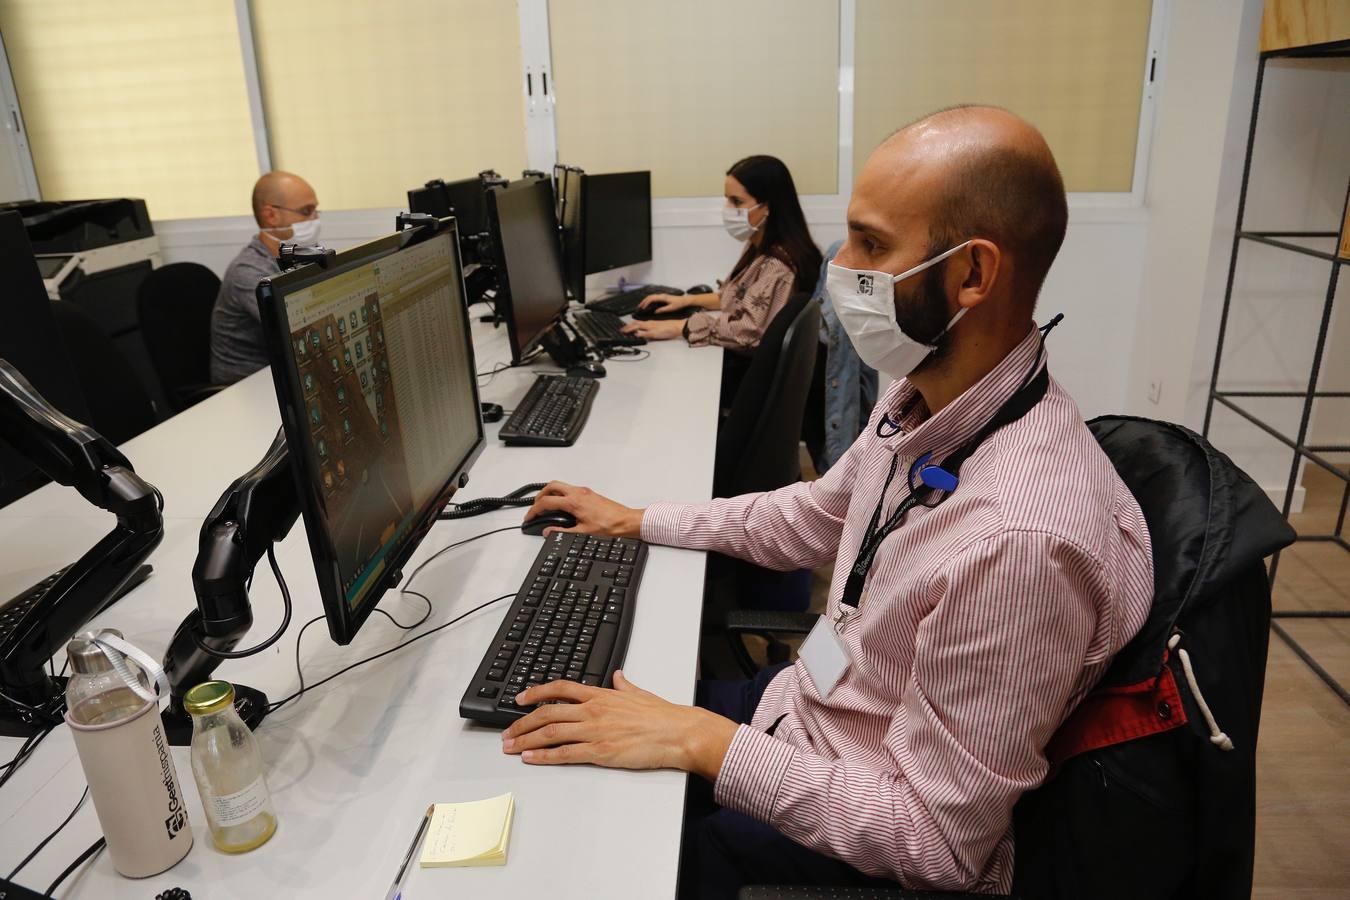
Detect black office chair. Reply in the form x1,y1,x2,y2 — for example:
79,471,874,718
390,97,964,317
136,262,223,413
702,294,820,674
714,291,819,498
50,301,159,445
730,416,1295,899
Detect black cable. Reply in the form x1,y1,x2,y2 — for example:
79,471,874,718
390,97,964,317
373,590,433,631
401,525,520,587
265,592,514,714
267,524,517,714
440,483,546,520
191,545,293,659
0,724,55,790
266,614,326,715
477,349,545,384
8,784,88,880
43,836,104,898
604,349,651,363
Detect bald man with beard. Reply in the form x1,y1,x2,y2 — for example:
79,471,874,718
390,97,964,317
497,107,1154,897
209,171,320,384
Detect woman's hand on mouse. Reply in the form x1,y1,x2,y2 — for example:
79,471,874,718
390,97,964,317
622,319,685,341
502,671,738,780
637,292,688,313
526,482,644,538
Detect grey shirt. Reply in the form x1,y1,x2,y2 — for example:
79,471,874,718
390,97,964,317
209,236,281,384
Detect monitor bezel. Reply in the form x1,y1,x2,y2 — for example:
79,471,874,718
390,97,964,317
555,166,585,304
256,220,485,645
485,178,569,365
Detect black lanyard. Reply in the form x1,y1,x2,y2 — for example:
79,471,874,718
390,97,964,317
839,360,1052,612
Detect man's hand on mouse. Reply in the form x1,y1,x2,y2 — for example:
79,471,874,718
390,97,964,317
501,671,739,780
637,293,688,314
622,318,685,341
525,481,643,537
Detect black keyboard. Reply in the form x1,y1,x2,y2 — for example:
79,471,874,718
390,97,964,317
498,374,599,447
586,284,684,317
0,567,68,645
460,531,646,725
571,309,646,347
0,563,152,646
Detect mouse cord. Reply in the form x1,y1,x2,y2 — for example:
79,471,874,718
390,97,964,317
439,483,547,520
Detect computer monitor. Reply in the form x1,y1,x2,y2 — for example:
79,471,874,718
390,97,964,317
256,221,484,644
407,182,451,219
0,211,92,507
486,178,570,364
583,171,652,275
556,167,585,302
408,178,488,236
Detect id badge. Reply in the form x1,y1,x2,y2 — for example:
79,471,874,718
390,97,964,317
799,616,850,698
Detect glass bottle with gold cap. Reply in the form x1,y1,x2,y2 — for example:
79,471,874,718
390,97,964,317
184,680,277,852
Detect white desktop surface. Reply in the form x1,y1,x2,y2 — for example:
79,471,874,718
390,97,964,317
0,318,723,898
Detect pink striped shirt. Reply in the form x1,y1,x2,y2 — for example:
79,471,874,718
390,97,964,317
642,328,1153,893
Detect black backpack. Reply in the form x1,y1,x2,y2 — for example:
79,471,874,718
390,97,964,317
1011,416,1296,898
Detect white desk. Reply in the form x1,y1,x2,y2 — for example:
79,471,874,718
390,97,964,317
0,319,723,899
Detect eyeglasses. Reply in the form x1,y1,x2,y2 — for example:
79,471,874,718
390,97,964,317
271,203,319,218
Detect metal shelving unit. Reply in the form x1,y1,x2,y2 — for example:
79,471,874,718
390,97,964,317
1202,37,1350,707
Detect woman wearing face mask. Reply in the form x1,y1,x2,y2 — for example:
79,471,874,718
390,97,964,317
623,155,822,352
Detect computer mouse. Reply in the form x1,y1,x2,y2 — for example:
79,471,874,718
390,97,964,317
480,402,504,423
687,284,713,295
566,361,606,378
521,510,578,536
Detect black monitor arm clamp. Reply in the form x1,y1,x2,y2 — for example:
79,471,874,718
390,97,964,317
278,243,337,272
396,211,443,234
160,429,299,745
0,360,163,735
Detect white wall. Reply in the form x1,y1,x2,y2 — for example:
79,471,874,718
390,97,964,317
1124,0,1349,512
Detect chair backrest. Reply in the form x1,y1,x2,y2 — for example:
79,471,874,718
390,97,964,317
50,301,159,445
714,293,820,497
1012,416,1295,899
136,262,221,412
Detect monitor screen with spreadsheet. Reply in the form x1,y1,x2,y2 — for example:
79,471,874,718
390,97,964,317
256,222,484,644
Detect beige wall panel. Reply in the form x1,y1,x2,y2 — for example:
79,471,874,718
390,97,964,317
253,0,528,211
549,0,839,197
0,0,259,219
854,0,1153,193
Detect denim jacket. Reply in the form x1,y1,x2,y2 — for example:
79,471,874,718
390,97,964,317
813,240,878,473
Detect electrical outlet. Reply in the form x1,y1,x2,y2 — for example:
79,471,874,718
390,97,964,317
1148,381,1162,405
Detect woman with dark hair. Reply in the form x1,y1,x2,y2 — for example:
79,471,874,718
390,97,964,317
622,155,822,353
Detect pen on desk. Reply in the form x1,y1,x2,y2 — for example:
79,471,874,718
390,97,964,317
385,805,433,900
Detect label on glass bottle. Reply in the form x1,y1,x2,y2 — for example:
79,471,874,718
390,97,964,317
207,777,269,827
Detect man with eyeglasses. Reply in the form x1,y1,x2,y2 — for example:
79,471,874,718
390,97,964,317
209,170,321,384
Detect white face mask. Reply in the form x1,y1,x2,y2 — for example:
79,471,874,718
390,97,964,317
825,240,972,379
269,216,321,247
722,203,764,242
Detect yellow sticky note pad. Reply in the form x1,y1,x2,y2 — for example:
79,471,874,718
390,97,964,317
419,792,515,867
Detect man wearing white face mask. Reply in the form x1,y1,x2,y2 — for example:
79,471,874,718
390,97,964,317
502,107,1152,898
209,170,322,384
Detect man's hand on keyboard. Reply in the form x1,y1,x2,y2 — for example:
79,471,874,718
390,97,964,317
526,481,644,538
501,671,739,781
622,318,685,341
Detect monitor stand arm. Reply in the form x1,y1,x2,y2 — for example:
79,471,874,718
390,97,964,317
0,361,164,738
161,429,299,745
